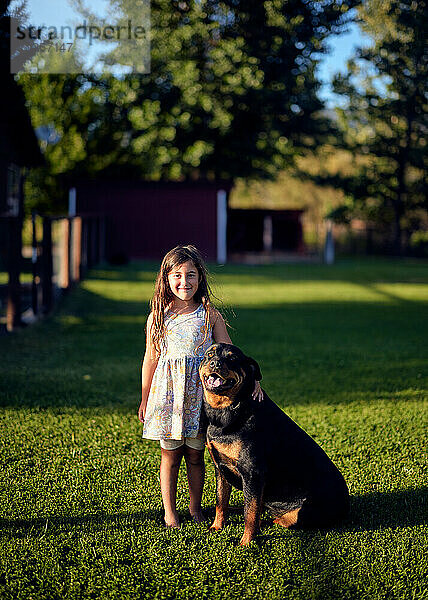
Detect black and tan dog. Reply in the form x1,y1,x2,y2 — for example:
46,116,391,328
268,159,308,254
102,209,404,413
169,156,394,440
200,343,350,546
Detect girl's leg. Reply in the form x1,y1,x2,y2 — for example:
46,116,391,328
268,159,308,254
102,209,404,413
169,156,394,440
184,446,205,522
160,446,184,527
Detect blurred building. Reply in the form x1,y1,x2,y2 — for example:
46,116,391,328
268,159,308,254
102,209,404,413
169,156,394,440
0,74,44,330
228,208,305,255
73,181,306,263
0,76,43,218
74,180,231,263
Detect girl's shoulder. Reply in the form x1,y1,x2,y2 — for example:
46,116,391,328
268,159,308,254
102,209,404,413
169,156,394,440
146,311,161,337
207,306,223,328
145,312,156,340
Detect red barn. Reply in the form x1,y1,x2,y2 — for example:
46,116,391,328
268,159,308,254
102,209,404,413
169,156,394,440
74,180,231,263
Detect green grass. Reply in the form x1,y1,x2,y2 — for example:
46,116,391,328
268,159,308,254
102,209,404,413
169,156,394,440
1,258,427,600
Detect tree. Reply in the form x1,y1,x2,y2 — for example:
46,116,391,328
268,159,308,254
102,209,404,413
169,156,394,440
18,0,358,211
330,0,427,254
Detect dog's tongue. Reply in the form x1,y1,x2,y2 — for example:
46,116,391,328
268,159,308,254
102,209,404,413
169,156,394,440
207,375,222,388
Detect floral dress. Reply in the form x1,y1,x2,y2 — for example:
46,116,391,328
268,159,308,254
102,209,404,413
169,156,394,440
142,304,213,440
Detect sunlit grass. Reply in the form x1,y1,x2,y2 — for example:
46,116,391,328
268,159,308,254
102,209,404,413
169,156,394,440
0,272,32,285
1,258,427,600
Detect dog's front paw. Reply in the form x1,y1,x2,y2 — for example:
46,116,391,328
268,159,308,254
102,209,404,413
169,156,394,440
210,520,225,531
209,511,227,531
238,532,256,546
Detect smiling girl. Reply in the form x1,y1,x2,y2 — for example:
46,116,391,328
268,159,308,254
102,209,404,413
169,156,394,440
138,245,260,528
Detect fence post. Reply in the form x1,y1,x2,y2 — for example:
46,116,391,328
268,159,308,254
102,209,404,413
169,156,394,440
324,220,335,265
31,211,38,315
60,218,70,289
81,218,88,275
41,217,53,314
72,216,82,281
6,216,22,331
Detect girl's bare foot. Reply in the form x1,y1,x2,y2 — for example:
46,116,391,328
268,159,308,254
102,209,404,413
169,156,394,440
164,512,181,528
190,510,206,524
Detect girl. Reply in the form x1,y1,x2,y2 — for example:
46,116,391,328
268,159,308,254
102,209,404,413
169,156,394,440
138,245,261,528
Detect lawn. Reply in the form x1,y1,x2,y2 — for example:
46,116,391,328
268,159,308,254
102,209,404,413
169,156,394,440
1,258,427,600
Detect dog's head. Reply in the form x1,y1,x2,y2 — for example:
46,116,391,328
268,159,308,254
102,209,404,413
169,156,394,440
199,343,261,409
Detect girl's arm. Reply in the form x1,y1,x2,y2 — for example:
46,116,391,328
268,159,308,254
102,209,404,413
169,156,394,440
211,309,263,402
211,309,232,344
138,313,159,423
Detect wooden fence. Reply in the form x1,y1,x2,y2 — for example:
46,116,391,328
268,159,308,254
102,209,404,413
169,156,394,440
0,213,106,332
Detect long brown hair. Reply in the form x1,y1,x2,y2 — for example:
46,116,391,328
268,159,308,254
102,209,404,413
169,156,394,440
149,245,214,354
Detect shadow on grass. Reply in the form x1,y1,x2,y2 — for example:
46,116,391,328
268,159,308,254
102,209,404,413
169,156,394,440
348,487,428,530
1,276,427,411
0,509,164,539
1,488,426,541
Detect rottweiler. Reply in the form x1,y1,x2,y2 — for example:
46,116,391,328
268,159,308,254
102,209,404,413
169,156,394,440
200,343,350,546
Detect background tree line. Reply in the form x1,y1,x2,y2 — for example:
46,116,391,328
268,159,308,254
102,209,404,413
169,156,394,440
7,0,428,255
328,0,427,255
234,0,427,256
13,0,354,207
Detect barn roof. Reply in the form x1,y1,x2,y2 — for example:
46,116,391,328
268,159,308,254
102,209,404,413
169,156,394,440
74,179,234,192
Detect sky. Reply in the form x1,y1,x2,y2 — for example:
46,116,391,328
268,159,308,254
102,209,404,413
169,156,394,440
318,21,370,107
14,0,368,107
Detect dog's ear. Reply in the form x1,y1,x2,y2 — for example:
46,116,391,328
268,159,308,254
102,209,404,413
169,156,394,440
247,356,262,381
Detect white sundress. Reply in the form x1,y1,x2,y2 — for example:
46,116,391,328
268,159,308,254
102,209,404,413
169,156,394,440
142,304,213,440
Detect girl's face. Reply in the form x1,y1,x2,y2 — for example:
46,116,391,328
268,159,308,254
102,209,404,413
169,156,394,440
167,260,200,303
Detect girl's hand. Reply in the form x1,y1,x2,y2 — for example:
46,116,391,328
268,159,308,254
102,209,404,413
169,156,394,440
138,401,147,423
252,380,263,402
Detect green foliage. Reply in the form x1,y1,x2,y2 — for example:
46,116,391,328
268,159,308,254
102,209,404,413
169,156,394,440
18,0,359,212
1,259,428,599
330,0,428,253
